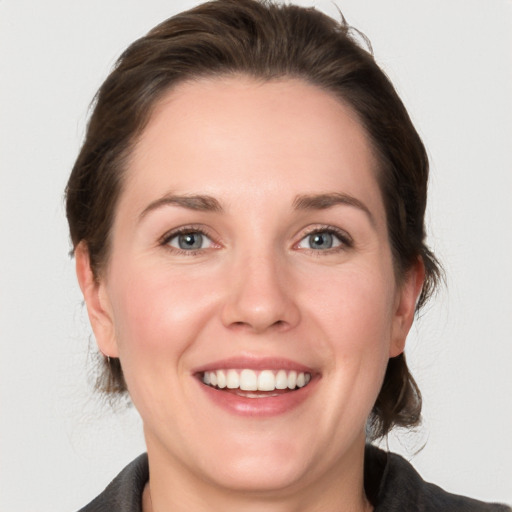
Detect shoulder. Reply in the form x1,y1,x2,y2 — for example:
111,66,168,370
365,445,511,512
76,453,148,512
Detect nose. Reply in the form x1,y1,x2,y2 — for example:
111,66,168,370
220,251,301,334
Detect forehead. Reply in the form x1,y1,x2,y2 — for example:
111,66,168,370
122,76,383,218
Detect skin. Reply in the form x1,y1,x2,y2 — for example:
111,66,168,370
76,77,424,512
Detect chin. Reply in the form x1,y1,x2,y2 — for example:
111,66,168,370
202,449,313,494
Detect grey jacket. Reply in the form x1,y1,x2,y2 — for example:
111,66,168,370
78,445,511,511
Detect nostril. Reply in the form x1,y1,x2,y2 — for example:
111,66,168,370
228,321,253,332
228,319,288,333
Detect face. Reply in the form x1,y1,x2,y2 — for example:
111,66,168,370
78,77,421,498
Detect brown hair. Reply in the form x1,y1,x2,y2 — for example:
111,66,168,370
66,0,442,438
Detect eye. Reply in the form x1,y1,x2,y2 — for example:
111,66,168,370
296,228,350,251
165,230,215,252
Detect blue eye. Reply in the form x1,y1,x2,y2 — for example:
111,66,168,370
297,230,346,251
167,231,213,251
308,232,335,250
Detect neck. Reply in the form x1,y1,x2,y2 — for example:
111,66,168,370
142,435,373,512
143,484,372,512
143,485,372,512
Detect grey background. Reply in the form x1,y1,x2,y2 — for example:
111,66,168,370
1,0,511,510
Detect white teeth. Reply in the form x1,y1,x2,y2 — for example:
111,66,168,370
287,371,297,389
239,369,258,391
257,370,276,391
226,369,239,389
275,370,288,389
202,369,312,392
216,369,227,389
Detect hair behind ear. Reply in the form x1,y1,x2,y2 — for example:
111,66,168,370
367,353,422,440
75,241,119,359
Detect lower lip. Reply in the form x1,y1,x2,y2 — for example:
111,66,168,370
196,378,317,417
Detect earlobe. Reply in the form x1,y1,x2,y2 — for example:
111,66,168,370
389,257,425,357
75,242,119,358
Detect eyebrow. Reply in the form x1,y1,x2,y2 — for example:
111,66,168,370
139,191,374,225
293,192,375,226
139,194,223,220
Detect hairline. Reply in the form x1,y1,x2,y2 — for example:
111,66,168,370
89,72,400,281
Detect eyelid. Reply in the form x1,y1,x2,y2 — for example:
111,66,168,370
294,225,353,251
159,224,220,252
158,223,352,254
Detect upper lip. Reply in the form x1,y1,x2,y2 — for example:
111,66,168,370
192,356,315,375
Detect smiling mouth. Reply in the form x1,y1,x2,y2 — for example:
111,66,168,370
201,369,312,396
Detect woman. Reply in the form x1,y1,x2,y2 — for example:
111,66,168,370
66,0,510,510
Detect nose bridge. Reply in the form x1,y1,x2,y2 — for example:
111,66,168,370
221,242,300,333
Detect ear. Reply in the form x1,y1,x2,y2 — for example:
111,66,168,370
75,242,119,358
389,257,425,357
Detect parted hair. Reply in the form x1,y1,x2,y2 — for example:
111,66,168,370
66,0,442,439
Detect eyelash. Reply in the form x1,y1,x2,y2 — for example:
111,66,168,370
159,224,353,256
295,225,353,254
159,225,217,256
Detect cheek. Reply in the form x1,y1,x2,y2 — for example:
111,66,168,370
108,265,219,370
308,264,396,344
285,265,397,442
307,264,396,395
